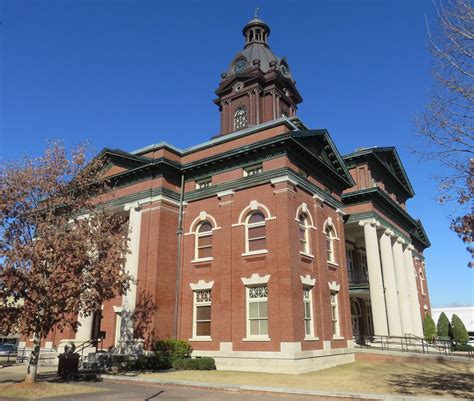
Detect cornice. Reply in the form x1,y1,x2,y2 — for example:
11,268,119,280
185,166,344,209
343,190,430,249
342,187,417,228
343,148,414,198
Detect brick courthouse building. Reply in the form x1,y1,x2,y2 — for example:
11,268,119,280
21,16,431,373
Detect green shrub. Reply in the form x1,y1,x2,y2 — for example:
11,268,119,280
436,312,450,338
197,357,216,370
451,314,469,345
423,314,437,342
172,357,216,370
152,339,192,362
125,355,169,371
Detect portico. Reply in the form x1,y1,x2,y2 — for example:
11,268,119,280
345,217,423,338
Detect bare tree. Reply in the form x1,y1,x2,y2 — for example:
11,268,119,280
416,0,473,266
0,142,131,383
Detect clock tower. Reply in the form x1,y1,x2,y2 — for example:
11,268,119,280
215,14,303,136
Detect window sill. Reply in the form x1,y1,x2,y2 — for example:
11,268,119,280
242,250,268,257
189,336,212,342
300,251,314,259
327,261,339,268
332,336,345,340
242,336,271,342
191,257,213,264
304,336,320,341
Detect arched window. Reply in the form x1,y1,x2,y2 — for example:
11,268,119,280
246,211,266,253
195,221,213,260
325,225,336,264
298,213,310,254
419,268,426,295
234,107,248,130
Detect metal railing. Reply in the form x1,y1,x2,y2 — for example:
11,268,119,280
354,334,458,357
348,269,369,285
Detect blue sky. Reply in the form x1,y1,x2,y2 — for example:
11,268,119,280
1,0,472,307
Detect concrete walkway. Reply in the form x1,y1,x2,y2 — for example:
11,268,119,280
101,374,470,401
0,365,470,401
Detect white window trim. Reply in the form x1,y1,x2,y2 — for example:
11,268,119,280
194,221,213,262
298,213,311,255
324,220,338,265
300,251,315,259
301,275,317,340
243,285,270,341
236,200,273,225
241,273,270,286
189,280,214,291
190,289,212,341
243,163,263,177
244,212,267,254
195,177,212,190
330,289,341,339
303,286,315,339
419,268,426,295
186,211,219,235
295,203,316,229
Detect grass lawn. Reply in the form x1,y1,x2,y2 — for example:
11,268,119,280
141,360,474,398
0,382,105,400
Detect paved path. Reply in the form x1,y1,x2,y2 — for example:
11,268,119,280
0,365,467,401
37,380,325,401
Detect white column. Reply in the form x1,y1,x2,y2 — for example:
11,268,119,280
379,229,403,337
392,237,412,334
75,313,93,341
404,245,424,337
120,202,142,342
359,219,388,336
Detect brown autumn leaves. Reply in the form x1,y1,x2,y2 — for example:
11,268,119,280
0,141,131,348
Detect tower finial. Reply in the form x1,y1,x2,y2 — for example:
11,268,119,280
254,7,259,19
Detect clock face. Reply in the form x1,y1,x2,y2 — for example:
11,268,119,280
234,59,246,73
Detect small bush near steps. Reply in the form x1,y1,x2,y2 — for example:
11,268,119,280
172,357,216,370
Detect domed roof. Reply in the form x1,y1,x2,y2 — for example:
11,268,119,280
224,15,293,80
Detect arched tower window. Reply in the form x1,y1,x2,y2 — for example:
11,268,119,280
298,213,310,254
246,211,266,253
195,221,213,260
419,268,426,295
234,107,248,130
325,225,337,264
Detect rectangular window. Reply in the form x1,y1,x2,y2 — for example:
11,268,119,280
243,164,263,177
303,287,314,337
346,249,354,271
248,224,266,252
247,286,268,337
330,292,340,337
196,178,212,190
193,290,211,338
326,237,333,261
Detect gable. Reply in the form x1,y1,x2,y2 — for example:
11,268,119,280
373,148,414,196
291,130,355,188
95,148,151,179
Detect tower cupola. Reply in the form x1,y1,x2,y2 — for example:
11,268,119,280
214,12,303,136
243,12,271,47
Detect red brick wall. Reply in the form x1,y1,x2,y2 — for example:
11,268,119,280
179,172,351,352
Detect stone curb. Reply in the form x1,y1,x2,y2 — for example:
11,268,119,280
102,374,466,401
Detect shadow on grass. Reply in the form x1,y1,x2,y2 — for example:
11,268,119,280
388,369,474,398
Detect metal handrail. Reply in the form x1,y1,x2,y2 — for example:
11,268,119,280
354,333,462,358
